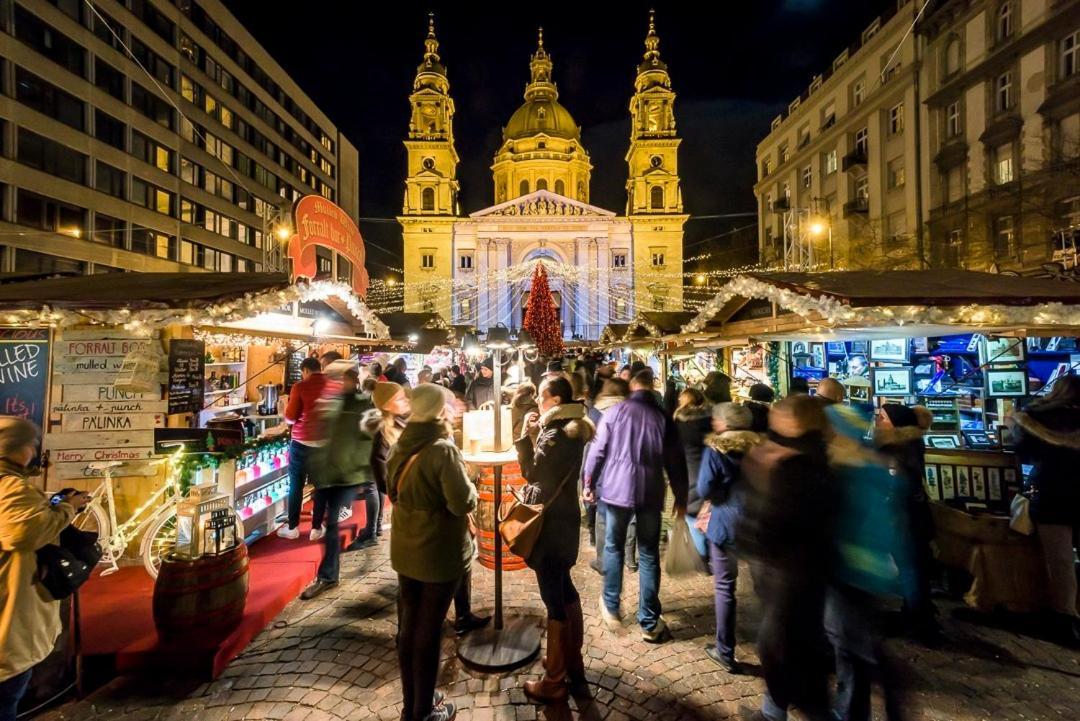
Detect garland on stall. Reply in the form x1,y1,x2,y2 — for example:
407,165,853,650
175,437,290,493
766,342,781,390
682,274,1080,334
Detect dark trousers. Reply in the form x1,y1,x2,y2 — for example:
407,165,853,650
826,585,905,721
315,484,358,582
534,562,580,622
286,441,315,530
453,570,473,620
398,574,459,721
353,485,379,544
709,541,738,662
0,669,31,721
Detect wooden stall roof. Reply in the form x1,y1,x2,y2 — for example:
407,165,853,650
0,272,291,310
599,324,630,346
747,270,1080,308
628,312,697,336
377,312,447,339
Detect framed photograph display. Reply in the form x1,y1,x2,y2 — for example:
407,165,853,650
924,465,941,500
848,384,870,402
870,338,910,363
826,341,846,355
872,367,914,396
970,467,986,500
987,467,1002,501
986,369,1028,397
979,336,1025,366
810,343,826,369
940,466,956,499
850,340,869,354
956,466,971,497
926,434,962,449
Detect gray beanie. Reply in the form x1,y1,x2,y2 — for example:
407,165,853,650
0,416,40,459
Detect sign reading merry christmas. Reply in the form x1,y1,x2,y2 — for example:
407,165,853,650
287,195,370,297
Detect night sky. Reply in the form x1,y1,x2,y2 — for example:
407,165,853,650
224,0,888,278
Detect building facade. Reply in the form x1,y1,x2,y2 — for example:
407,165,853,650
755,0,1080,274
0,0,359,276
398,14,687,339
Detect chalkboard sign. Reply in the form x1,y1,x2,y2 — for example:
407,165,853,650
0,328,51,438
167,339,206,415
284,347,306,393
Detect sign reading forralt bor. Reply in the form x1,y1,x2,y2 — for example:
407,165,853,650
287,195,370,297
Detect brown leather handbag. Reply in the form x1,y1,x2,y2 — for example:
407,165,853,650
497,468,574,560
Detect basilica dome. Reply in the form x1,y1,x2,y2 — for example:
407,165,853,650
504,98,580,140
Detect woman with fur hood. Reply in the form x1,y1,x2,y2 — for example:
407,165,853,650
1012,375,1080,643
695,402,763,673
515,376,596,703
675,388,713,559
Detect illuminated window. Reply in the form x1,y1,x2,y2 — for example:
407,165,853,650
889,103,904,135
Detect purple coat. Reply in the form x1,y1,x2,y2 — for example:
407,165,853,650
582,390,689,511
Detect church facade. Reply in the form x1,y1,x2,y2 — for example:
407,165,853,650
398,14,687,340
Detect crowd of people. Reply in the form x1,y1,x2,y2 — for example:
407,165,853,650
1,349,1077,721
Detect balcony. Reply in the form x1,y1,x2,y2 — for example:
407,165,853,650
842,148,868,171
843,197,869,217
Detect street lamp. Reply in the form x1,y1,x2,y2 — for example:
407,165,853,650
274,225,291,241
694,274,707,285
386,278,398,287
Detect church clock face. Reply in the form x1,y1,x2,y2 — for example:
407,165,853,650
650,155,663,168
422,157,436,170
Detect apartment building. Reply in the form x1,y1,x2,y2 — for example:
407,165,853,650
921,0,1080,271
0,0,359,276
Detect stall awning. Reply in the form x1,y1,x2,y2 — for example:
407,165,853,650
681,270,1080,340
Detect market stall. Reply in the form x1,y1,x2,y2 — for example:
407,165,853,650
675,269,1080,612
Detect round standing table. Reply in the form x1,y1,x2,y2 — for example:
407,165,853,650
458,448,541,671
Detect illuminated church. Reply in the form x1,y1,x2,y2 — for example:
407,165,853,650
398,13,686,340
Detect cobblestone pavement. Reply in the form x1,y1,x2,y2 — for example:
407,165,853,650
39,532,1080,721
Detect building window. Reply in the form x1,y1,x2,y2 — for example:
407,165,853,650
1063,31,1080,79
132,131,174,173
17,129,86,185
459,253,474,270
131,82,174,130
825,149,838,175
779,143,789,164
855,175,869,200
822,102,836,129
852,78,865,107
536,179,548,191
996,3,1013,42
946,102,962,138
315,247,333,276
131,226,174,259
15,68,84,131
94,110,126,151
94,58,124,101
761,158,773,177
855,127,869,155
946,229,963,267
612,252,627,268
13,6,86,78
993,215,1016,257
889,103,904,135
93,213,125,247
944,37,962,77
611,296,628,321
994,144,1015,184
651,250,665,267
519,179,529,196
421,187,435,211
886,212,907,251
995,71,1013,112
650,186,665,209
888,158,905,189
651,295,665,311
15,189,85,235
459,298,474,320
132,178,174,216
13,250,85,275
798,126,811,148
95,161,126,199
555,179,565,195
421,252,435,269
802,165,812,189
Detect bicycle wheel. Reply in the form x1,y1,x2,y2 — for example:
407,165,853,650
73,503,109,537
140,509,178,579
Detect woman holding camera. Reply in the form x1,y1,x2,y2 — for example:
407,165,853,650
0,417,89,721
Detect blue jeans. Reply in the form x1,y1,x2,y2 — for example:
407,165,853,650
315,484,358,582
0,669,32,721
287,440,315,530
603,504,662,631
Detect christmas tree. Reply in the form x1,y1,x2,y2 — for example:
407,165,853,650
523,262,563,357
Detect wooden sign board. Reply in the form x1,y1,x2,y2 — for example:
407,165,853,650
59,329,159,341
44,430,155,450
52,400,167,415
51,461,159,481
62,385,160,402
54,357,130,374
60,413,165,432
57,338,158,357
53,372,166,386
49,446,157,464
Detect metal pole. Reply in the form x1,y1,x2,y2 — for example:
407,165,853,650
492,347,504,631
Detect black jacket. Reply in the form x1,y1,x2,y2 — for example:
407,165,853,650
1014,403,1080,526
875,425,933,544
515,403,595,569
466,375,495,410
674,403,713,515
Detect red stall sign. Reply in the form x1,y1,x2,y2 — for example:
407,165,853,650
287,195,370,297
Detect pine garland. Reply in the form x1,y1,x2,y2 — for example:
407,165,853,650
523,262,564,357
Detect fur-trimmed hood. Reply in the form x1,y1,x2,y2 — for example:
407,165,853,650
873,425,925,449
593,394,626,412
360,408,383,435
1014,409,1080,451
540,402,595,442
674,403,712,423
705,429,764,455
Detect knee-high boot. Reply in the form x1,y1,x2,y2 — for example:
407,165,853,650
565,599,589,697
524,619,568,703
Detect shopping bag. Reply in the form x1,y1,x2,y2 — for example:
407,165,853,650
1009,494,1034,535
664,520,708,577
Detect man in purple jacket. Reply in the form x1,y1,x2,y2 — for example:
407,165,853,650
582,369,689,642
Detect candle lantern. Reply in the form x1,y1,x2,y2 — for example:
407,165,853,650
174,483,234,560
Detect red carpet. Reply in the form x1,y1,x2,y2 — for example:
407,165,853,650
77,500,369,681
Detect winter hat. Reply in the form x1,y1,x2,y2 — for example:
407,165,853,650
546,360,563,373
481,358,494,371
881,403,918,429
409,383,447,423
0,416,40,459
712,402,753,431
373,382,404,411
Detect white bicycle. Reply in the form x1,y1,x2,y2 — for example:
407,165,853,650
72,456,241,579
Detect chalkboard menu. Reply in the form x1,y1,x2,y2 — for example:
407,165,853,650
168,339,205,414
0,328,50,438
284,347,306,392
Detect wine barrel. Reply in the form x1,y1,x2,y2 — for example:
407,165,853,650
475,463,528,571
153,544,249,643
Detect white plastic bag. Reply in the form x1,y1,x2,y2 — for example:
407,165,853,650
664,520,709,576
1009,494,1034,535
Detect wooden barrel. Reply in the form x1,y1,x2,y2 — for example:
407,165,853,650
153,544,249,643
475,463,528,571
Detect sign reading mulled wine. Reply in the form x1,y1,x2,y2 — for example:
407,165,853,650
287,195,370,297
